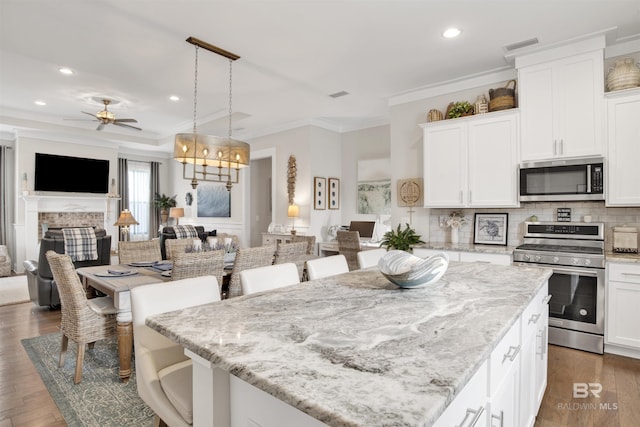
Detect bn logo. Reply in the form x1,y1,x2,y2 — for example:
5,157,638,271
573,382,602,398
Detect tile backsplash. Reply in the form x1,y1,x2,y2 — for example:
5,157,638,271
429,202,640,251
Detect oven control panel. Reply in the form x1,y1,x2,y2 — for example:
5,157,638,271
513,251,605,269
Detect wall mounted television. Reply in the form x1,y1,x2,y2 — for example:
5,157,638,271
34,153,110,194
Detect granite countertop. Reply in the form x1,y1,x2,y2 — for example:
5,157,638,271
606,251,640,263
147,262,551,427
419,242,517,255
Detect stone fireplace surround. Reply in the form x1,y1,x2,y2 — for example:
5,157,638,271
17,194,120,273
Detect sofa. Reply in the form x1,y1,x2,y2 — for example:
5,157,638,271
159,225,212,259
28,228,112,308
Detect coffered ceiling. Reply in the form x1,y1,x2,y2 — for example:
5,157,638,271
1,1,639,153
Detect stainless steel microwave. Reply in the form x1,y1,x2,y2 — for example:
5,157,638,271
519,157,605,202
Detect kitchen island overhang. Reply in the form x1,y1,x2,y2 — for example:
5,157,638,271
147,261,552,426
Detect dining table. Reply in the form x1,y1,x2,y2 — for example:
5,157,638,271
76,261,172,381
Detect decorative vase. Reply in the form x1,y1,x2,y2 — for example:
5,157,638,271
160,209,169,224
606,57,640,92
451,227,459,244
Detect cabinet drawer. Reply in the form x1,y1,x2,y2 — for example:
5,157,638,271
608,263,640,284
489,318,521,394
521,283,550,340
433,360,488,427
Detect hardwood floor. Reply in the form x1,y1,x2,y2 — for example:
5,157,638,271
535,345,640,427
0,302,64,427
0,300,638,427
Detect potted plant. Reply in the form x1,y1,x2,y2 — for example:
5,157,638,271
380,223,425,252
154,193,177,224
447,101,474,119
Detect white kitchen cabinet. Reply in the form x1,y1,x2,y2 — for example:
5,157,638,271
421,110,520,208
520,283,550,427
605,262,640,359
605,89,640,206
488,317,521,427
518,49,604,161
433,360,488,427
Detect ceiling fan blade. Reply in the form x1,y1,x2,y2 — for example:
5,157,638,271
114,118,138,123
113,122,142,131
96,123,105,131
81,111,97,118
64,118,98,121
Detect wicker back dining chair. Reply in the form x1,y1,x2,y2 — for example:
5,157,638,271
171,250,226,295
291,234,316,255
118,240,162,265
227,245,276,298
336,230,361,271
274,241,309,279
165,238,199,260
45,250,117,384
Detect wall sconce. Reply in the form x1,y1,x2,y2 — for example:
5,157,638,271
114,209,139,241
169,207,185,225
287,204,299,235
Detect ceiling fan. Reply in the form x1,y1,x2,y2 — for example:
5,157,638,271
71,99,142,131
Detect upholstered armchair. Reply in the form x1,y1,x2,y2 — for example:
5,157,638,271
29,229,112,308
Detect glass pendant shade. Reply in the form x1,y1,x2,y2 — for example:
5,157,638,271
174,134,250,168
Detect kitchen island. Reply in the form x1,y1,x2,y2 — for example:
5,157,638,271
147,261,552,427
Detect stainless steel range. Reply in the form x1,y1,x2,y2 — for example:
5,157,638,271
513,222,605,354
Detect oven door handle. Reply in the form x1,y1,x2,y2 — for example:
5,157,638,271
539,265,602,277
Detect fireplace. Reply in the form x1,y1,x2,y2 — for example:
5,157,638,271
16,194,119,273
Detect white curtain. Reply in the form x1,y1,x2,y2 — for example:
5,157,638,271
0,145,9,245
127,161,151,241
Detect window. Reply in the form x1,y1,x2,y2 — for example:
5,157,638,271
127,161,151,240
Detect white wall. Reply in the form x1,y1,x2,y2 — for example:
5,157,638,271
340,125,390,223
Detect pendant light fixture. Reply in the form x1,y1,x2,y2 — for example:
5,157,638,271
174,37,250,190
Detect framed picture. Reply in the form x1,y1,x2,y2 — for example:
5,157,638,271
197,183,231,217
473,213,508,245
328,178,340,209
357,158,391,214
314,177,326,210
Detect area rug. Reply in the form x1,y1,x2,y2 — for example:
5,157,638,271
0,274,30,306
22,333,154,427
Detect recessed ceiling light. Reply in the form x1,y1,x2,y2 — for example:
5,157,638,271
442,28,462,39
169,95,180,101
58,67,74,75
34,100,47,106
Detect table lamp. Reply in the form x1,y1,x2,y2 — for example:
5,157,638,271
287,204,299,235
114,209,139,241
169,207,185,225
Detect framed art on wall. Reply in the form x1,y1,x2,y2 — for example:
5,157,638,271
314,177,326,210
328,178,340,209
357,158,391,214
197,184,231,217
473,213,508,245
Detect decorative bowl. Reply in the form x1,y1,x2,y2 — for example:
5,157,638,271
378,250,449,289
